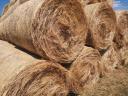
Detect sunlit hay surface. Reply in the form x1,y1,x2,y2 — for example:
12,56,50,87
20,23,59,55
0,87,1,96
0,40,40,93
1,61,80,96
0,0,88,64
84,2,116,52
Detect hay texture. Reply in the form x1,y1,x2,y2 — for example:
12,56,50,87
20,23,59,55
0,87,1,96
79,0,113,6
1,0,29,21
0,61,80,96
70,46,102,89
84,2,116,53
116,11,128,66
0,40,80,96
113,27,125,49
120,47,128,66
81,68,128,96
0,40,40,94
101,44,122,73
116,10,128,47
0,0,87,63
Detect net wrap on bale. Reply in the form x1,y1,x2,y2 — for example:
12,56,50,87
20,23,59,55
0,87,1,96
0,0,88,64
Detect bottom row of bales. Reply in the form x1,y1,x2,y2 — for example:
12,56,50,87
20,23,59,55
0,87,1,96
0,0,127,96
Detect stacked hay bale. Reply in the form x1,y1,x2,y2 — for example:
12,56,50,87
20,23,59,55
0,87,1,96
1,0,29,21
116,11,128,66
0,0,128,95
0,0,88,63
70,1,127,95
0,40,80,96
70,46,103,89
82,2,122,72
84,2,116,51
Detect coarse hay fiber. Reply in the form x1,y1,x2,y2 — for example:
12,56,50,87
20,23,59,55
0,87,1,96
0,0,88,64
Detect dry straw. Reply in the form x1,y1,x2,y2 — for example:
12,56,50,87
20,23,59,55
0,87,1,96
116,10,128,47
1,0,29,21
0,41,80,96
81,68,128,96
84,2,116,53
113,27,125,50
70,46,102,89
0,0,87,64
116,11,128,66
1,61,80,96
101,44,122,73
0,40,40,94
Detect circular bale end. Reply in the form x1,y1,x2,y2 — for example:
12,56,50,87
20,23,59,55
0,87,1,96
1,61,80,96
84,2,116,52
116,11,128,47
31,0,88,63
70,46,102,89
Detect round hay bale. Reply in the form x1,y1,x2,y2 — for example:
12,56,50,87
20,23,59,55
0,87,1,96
0,0,87,63
1,0,29,21
81,68,128,96
0,40,40,94
113,27,125,50
0,61,80,96
116,11,128,67
116,10,128,47
79,0,113,6
101,44,122,73
84,2,116,53
70,46,102,89
120,47,128,67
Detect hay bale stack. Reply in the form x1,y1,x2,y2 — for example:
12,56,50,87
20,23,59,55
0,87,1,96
116,11,128,66
0,40,80,96
101,44,122,73
70,46,102,89
116,10,128,47
84,2,116,53
79,0,113,6
81,68,128,96
0,40,40,94
0,0,87,63
0,61,80,96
